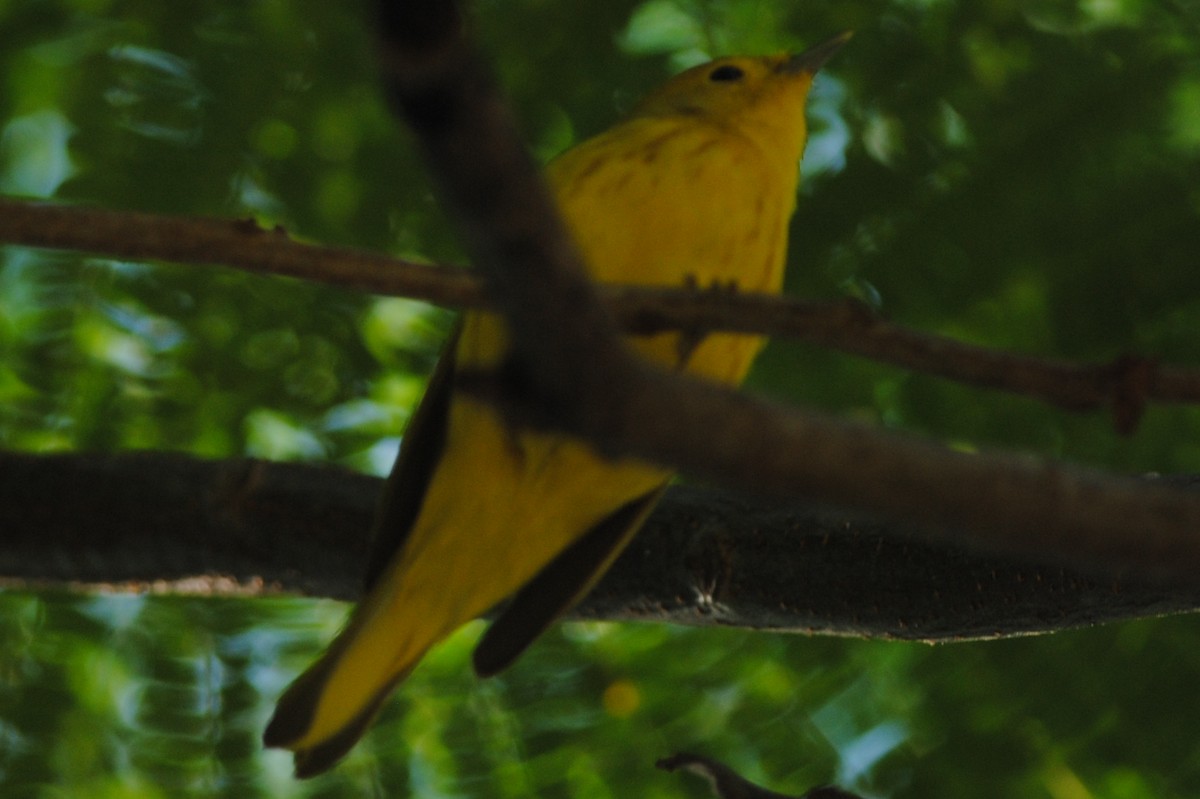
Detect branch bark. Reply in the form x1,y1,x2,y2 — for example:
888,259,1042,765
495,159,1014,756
5,197,1197,422
1,450,1194,641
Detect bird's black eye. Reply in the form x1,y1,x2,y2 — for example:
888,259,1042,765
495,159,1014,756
708,64,745,82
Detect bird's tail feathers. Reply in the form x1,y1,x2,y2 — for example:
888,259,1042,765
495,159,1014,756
260,614,415,777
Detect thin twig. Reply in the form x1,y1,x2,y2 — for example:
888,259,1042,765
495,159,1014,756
657,752,864,799
0,196,480,304
2,196,1198,422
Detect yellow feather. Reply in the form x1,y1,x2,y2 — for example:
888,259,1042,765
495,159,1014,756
265,36,848,777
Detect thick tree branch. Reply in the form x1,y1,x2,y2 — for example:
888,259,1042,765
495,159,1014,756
1,450,1195,641
374,3,1200,582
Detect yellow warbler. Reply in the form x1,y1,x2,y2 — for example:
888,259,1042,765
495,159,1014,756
264,32,850,777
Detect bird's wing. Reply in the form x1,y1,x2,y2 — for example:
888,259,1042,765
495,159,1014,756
263,325,460,776
362,323,460,591
473,482,666,676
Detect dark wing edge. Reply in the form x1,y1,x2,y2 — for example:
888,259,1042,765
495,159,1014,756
263,655,414,779
472,484,667,677
362,323,461,591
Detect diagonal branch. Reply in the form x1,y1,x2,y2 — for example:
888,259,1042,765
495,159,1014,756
378,1,634,426
375,3,1200,583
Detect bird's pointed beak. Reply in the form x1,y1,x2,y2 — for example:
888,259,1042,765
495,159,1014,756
783,30,853,75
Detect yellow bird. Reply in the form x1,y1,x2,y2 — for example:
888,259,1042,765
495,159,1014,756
264,32,850,777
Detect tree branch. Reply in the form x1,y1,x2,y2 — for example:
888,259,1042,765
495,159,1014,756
1,196,1198,421
0,196,481,305
1,450,1194,641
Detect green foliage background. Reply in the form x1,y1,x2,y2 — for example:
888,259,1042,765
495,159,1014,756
2,0,1200,796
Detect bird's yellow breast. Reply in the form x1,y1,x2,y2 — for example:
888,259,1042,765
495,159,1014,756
464,112,800,383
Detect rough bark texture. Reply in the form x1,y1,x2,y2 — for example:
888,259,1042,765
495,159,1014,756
1,450,1194,642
